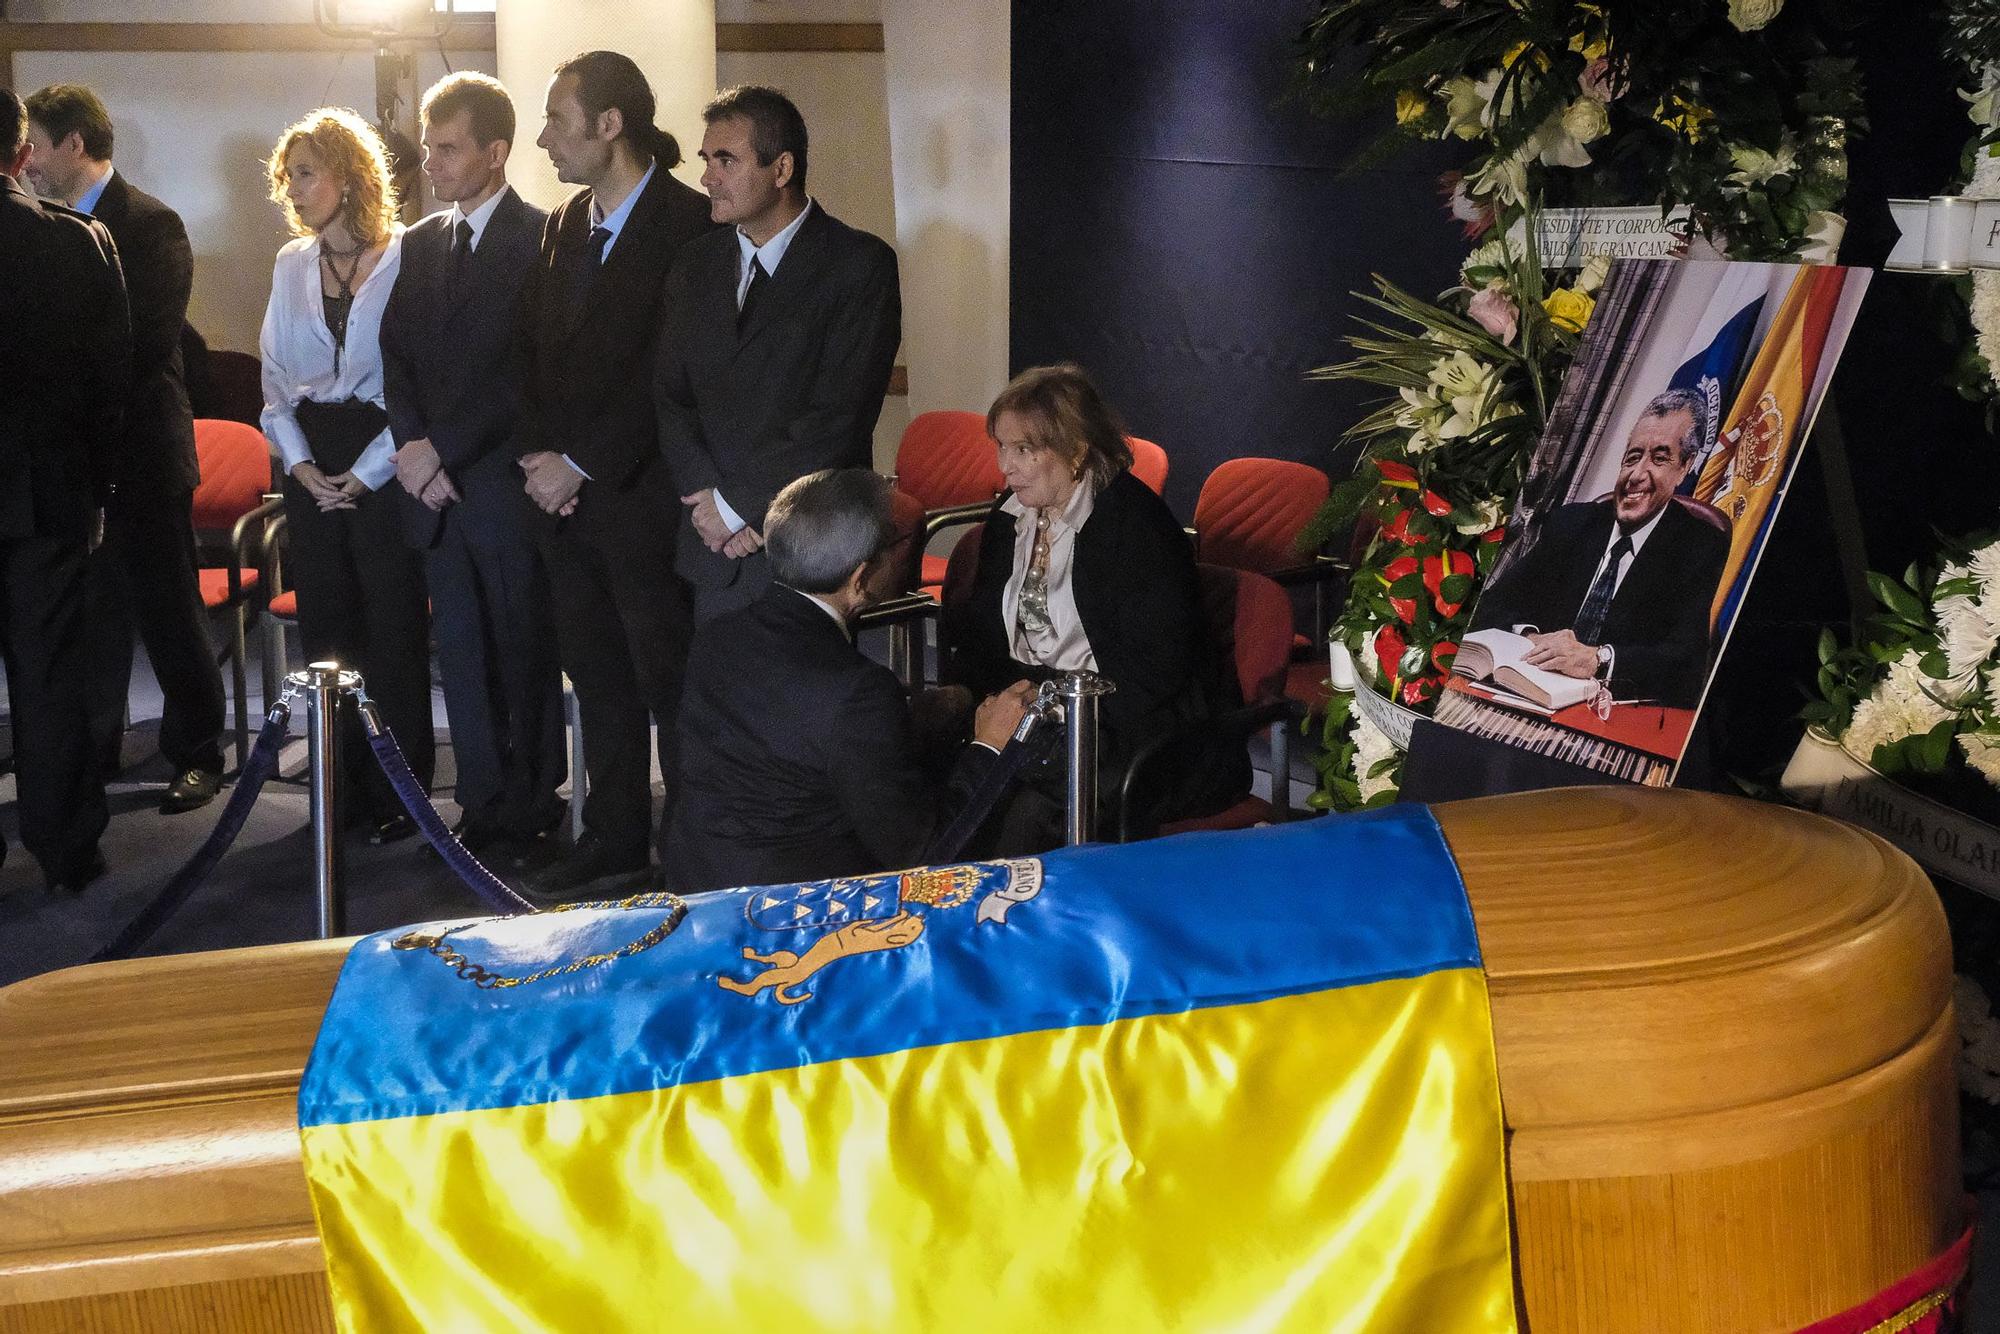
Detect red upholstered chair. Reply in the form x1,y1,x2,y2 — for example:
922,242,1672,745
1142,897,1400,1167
1192,458,1331,574
1127,437,1169,495
1120,565,1301,839
192,419,282,766
894,410,1004,595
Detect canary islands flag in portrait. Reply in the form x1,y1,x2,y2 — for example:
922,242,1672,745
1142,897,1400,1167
297,810,1517,1332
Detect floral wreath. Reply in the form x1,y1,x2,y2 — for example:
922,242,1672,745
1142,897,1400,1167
1293,0,1867,808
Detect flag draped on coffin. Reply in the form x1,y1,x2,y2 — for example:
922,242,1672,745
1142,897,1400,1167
1693,264,1857,627
297,808,1518,1333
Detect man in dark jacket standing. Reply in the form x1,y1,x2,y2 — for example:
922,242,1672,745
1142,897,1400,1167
0,88,128,889
383,72,564,861
517,51,712,896
25,83,226,812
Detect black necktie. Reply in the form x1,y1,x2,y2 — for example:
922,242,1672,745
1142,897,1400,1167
568,224,612,307
1574,534,1632,645
451,218,473,279
738,255,768,331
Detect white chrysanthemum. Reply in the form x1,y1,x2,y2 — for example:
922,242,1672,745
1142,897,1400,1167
1960,734,2000,791
1352,709,1399,803
1969,544,2000,605
1937,592,2000,678
1841,649,1958,765
1955,973,2000,1105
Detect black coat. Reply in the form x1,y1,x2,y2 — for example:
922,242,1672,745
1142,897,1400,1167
654,203,900,596
943,469,1247,823
382,187,548,548
1472,498,1730,707
665,585,996,893
91,171,198,496
0,175,129,540
515,169,713,533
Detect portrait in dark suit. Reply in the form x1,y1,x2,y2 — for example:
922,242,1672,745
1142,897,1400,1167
656,85,901,619
381,73,563,858
1472,389,1730,708
0,90,128,889
24,84,227,811
666,470,1025,894
515,51,713,895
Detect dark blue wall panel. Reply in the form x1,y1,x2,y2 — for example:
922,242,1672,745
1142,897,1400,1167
1010,1,1468,516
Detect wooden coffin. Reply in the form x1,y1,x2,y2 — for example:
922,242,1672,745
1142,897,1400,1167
0,787,1960,1332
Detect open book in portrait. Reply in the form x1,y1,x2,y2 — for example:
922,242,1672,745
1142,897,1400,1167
1423,256,1870,788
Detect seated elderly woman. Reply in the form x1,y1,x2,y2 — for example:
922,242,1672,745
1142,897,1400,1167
942,363,1247,847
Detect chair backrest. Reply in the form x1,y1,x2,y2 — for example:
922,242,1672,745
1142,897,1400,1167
895,410,1003,510
1588,491,1731,533
192,419,275,531
1193,457,1332,573
1195,564,1293,707
941,521,986,613
1127,437,1169,495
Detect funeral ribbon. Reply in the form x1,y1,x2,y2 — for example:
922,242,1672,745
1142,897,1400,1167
1886,195,2000,273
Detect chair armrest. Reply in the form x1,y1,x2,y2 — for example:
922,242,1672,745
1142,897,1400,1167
1268,554,1350,587
228,494,285,572
260,510,290,603
922,501,995,546
1113,698,1301,841
854,592,940,633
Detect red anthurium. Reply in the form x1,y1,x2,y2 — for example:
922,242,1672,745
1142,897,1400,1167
1382,554,1420,623
1373,624,1408,680
1480,525,1507,544
1375,460,1418,487
1420,489,1454,517
1431,641,1459,669
1423,550,1475,616
1381,508,1421,546
1401,675,1441,707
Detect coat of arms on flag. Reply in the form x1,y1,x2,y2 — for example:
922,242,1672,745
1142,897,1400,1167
724,859,1043,1004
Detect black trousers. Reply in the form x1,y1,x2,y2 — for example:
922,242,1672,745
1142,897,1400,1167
85,485,226,775
2,531,108,875
282,479,433,821
424,484,565,838
538,469,691,864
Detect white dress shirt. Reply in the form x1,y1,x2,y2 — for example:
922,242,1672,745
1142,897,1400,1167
1001,477,1099,672
448,184,509,252
259,227,405,491
1589,502,1668,600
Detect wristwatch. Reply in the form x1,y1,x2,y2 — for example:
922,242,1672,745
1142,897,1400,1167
1595,644,1613,678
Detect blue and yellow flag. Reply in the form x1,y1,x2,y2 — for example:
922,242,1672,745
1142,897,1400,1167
299,809,1517,1332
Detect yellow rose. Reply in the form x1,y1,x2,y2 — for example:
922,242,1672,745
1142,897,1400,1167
1542,288,1595,333
1395,88,1430,127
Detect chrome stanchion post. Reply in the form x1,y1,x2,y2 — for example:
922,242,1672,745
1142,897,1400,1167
292,660,361,939
1057,671,1116,845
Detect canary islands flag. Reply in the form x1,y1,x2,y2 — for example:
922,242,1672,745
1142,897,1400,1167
298,809,1517,1332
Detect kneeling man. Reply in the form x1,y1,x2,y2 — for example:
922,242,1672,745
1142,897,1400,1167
665,469,1030,893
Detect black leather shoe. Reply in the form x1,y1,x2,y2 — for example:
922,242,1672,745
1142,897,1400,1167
49,849,108,895
366,813,419,846
530,832,650,900
159,768,223,814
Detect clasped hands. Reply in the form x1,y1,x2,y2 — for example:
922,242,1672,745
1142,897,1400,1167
1520,628,1601,680
681,488,763,559
291,460,368,512
519,451,585,517
394,438,459,511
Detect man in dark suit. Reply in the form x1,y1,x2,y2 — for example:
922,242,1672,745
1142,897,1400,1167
382,72,563,861
656,85,901,620
0,89,128,890
1473,389,1730,708
517,51,712,895
666,469,1029,894
25,84,226,812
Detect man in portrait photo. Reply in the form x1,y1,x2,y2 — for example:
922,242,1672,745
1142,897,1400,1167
1472,388,1731,709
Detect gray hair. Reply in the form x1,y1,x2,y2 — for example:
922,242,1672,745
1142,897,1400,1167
765,469,894,594
1638,387,1710,464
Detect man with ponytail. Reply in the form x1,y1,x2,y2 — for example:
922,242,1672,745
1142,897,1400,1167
517,50,711,897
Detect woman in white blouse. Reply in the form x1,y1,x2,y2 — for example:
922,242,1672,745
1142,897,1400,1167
260,107,431,844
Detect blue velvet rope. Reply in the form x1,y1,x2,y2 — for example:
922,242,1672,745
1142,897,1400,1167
361,720,538,917
921,721,1057,865
91,702,293,963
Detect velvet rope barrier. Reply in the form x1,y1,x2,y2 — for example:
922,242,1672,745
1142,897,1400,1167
90,697,295,963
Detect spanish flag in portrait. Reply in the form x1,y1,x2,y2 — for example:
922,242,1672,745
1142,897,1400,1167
1693,264,1854,628
298,810,1517,1332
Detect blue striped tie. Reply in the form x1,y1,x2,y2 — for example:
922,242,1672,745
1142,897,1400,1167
1573,534,1631,644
